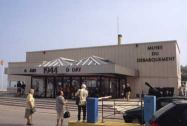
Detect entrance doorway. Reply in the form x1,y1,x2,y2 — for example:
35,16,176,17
32,77,45,98
31,75,127,99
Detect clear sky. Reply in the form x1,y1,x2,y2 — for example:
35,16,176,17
0,0,187,66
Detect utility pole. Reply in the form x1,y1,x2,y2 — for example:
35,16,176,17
0,60,4,91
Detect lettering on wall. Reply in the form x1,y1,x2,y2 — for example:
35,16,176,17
30,68,36,73
44,67,58,74
24,68,36,73
137,45,175,63
137,57,175,62
66,67,81,73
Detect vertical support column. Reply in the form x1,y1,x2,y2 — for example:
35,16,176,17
118,77,120,98
62,76,64,89
31,76,33,89
80,76,82,88
70,76,72,99
99,76,102,97
54,76,56,98
109,77,111,96
44,77,47,98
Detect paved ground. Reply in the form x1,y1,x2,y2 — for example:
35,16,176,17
0,105,74,126
0,97,141,126
0,104,127,126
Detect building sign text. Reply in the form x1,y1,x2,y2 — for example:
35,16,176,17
66,67,81,73
137,45,175,63
24,68,36,73
44,67,58,74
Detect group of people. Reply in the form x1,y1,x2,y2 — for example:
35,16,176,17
55,83,88,126
25,82,131,126
25,83,88,126
17,81,26,97
123,83,131,101
179,84,187,96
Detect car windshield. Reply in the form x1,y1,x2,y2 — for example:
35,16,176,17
153,102,175,119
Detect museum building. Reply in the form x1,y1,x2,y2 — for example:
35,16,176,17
6,40,181,98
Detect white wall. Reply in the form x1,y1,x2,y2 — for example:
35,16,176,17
8,40,180,97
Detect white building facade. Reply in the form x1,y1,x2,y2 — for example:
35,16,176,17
6,40,181,98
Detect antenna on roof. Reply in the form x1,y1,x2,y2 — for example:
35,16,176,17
117,16,122,45
117,16,119,35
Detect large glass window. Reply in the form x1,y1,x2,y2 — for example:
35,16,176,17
56,77,63,95
63,77,71,99
72,77,80,99
110,78,118,98
32,77,45,97
82,77,98,97
9,81,17,88
46,77,54,98
120,78,126,98
101,77,110,96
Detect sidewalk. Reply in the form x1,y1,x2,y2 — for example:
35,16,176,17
0,96,142,113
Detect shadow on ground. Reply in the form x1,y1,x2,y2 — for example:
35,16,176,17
0,124,25,126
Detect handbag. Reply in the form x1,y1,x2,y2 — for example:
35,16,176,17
64,111,70,118
75,96,80,105
31,107,36,114
75,90,80,105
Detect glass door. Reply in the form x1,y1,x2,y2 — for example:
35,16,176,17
63,77,71,99
110,78,118,98
32,77,45,98
46,77,55,98
101,77,110,97
72,77,81,99
56,77,63,96
81,77,96,97
120,78,126,98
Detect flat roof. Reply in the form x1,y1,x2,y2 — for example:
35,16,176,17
27,40,179,54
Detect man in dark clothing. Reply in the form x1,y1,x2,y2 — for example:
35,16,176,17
21,82,26,96
17,81,22,97
125,83,131,101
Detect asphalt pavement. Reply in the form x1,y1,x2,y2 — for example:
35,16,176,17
0,105,73,126
0,97,141,126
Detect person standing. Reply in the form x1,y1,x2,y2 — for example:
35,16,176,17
21,81,26,96
122,84,126,99
17,81,22,97
125,83,131,101
184,84,187,97
25,89,35,125
56,90,67,126
75,84,88,122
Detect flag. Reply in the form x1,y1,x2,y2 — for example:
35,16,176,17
0,60,3,65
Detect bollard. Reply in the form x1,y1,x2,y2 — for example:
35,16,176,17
87,98,98,123
144,95,156,125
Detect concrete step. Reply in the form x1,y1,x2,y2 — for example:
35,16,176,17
0,96,141,113
0,97,118,112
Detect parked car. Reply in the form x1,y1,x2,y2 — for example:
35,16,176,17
150,100,187,126
123,97,187,123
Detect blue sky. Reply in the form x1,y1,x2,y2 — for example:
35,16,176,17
0,0,187,65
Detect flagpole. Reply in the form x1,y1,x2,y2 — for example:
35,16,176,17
0,60,4,91
2,63,4,90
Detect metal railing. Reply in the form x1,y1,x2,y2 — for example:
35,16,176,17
98,96,142,123
98,96,112,123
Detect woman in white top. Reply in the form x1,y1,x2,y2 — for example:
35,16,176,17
25,89,35,125
56,90,67,126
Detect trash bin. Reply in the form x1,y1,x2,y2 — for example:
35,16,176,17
144,95,156,124
87,98,98,123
